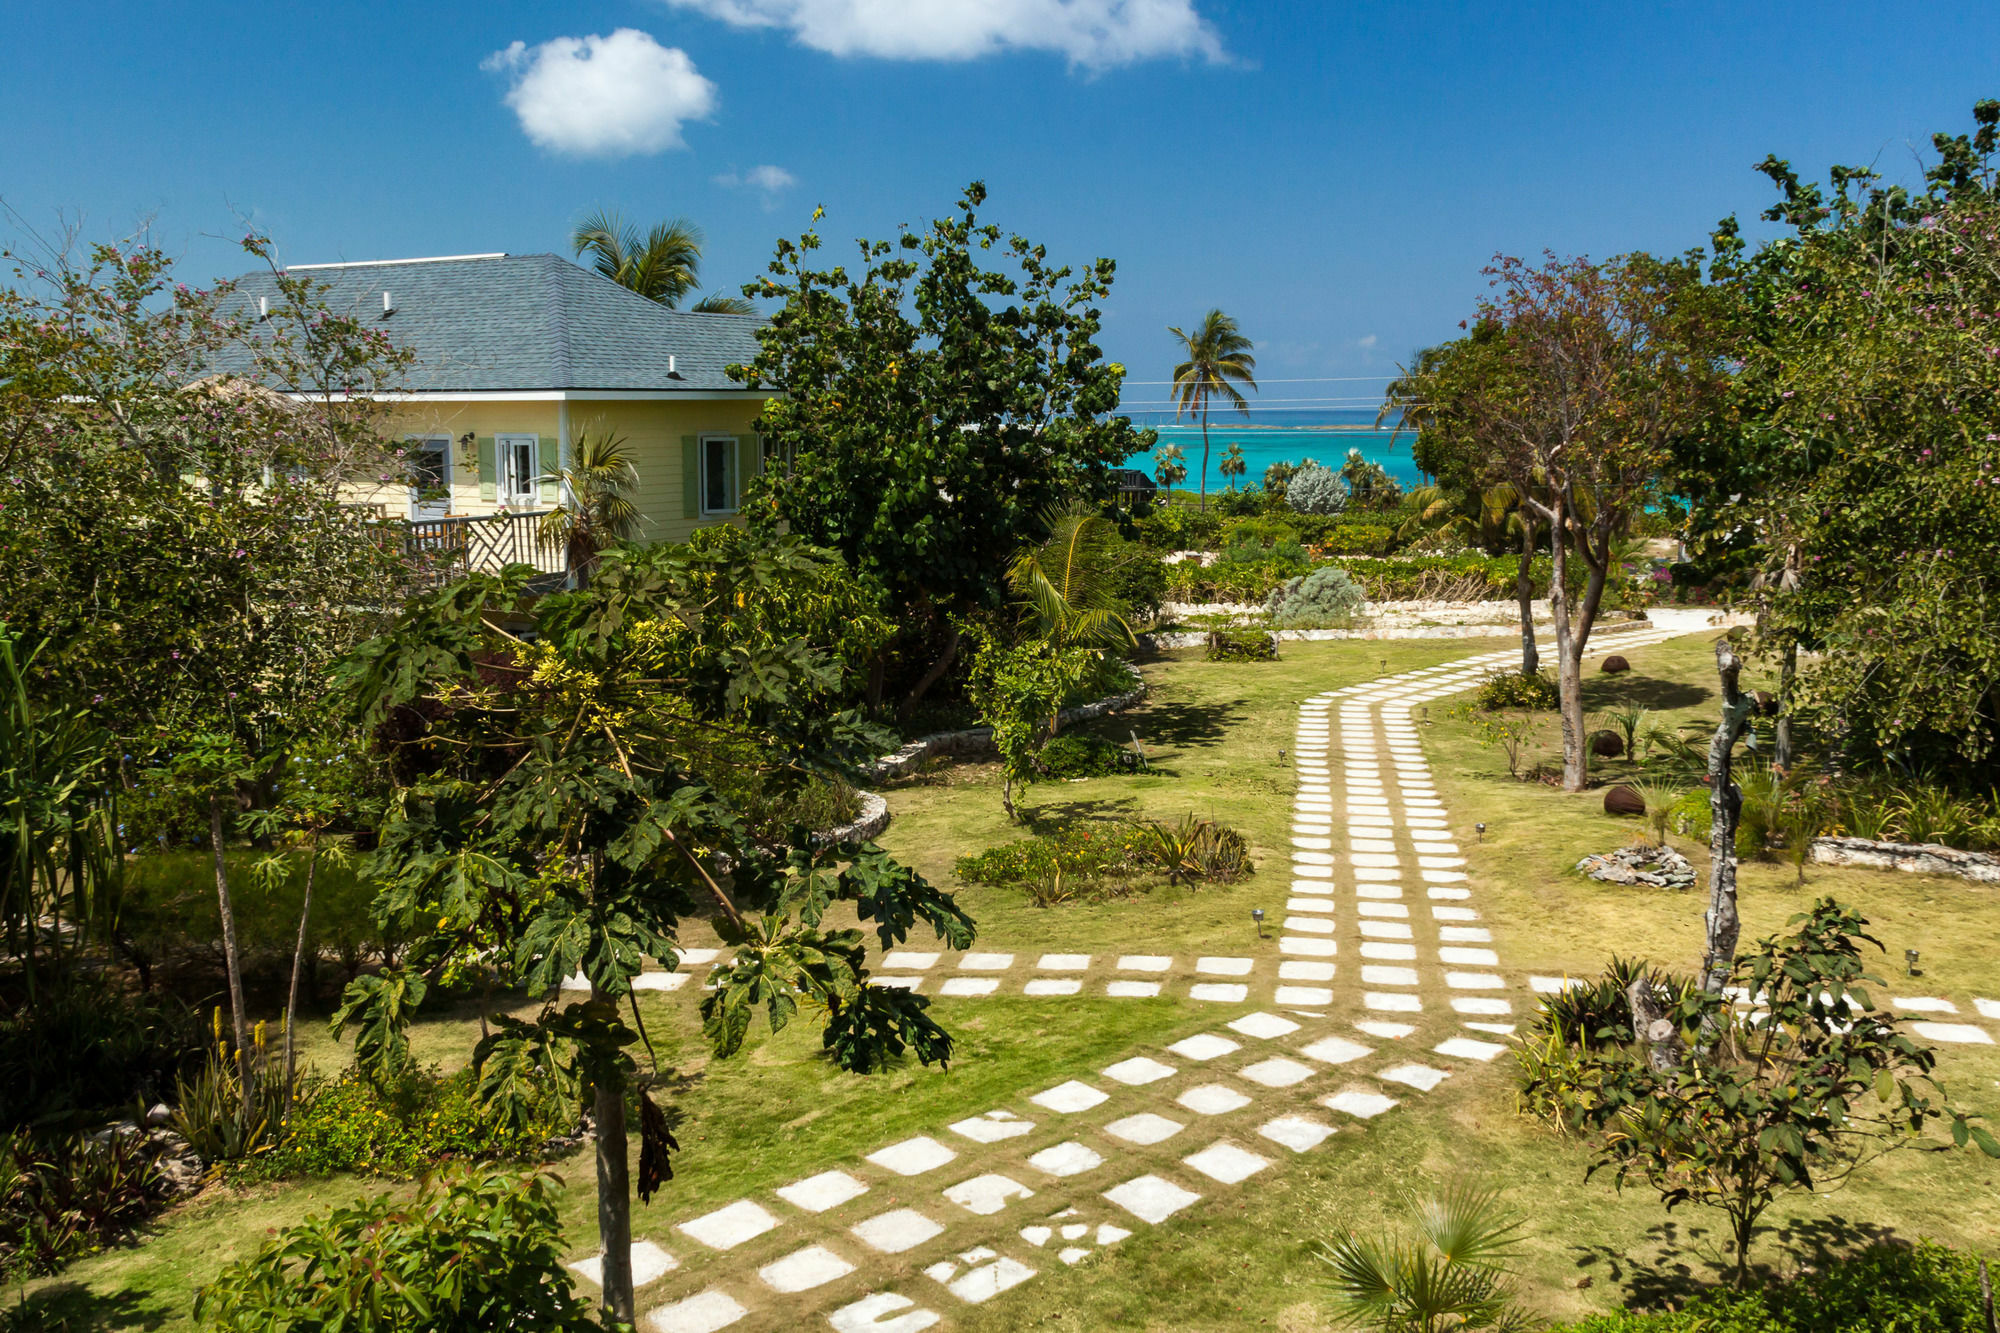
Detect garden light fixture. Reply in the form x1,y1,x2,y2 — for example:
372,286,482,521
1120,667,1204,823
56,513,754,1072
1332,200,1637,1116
1251,907,1266,938
1278,748,1286,765
1476,822,1487,840
1905,948,1921,977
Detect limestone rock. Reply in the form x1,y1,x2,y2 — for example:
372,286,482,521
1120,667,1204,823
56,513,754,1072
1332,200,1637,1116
1603,784,1645,816
1810,836,2000,884
1601,655,1631,674
1577,843,1696,889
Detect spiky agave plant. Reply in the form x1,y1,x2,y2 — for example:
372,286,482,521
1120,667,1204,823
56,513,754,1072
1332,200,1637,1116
1319,1182,1534,1332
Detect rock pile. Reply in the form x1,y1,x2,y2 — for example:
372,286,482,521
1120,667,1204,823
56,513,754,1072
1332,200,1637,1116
1577,843,1696,889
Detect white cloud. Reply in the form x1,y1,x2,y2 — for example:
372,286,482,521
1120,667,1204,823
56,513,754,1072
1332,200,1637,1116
715,164,799,196
661,0,1222,68
1355,333,1378,350
482,30,717,158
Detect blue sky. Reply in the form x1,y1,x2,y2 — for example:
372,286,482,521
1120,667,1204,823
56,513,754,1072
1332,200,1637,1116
5,1,1999,412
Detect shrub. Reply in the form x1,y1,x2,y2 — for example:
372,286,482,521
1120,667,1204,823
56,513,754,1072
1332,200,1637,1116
1475,670,1559,711
194,1169,607,1332
0,1129,172,1279
1036,733,1141,779
1286,461,1349,515
955,815,1252,897
1264,566,1365,628
1104,547,1168,624
0,979,205,1133
1134,815,1250,887
1312,524,1394,556
1206,630,1278,661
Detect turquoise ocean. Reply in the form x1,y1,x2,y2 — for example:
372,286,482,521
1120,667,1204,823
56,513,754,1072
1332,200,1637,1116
1119,407,1424,496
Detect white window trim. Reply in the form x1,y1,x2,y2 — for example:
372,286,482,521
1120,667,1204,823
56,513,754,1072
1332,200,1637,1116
497,433,540,508
699,433,739,516
406,435,452,519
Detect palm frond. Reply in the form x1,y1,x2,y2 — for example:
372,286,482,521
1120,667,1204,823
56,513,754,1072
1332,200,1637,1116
690,293,755,315
1412,1182,1525,1267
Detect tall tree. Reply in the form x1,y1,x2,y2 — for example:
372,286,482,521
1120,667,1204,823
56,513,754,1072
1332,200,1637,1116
1168,309,1257,511
571,210,754,315
1219,441,1247,491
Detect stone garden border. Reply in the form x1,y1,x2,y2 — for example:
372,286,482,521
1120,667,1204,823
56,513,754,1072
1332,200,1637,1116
1810,836,2000,884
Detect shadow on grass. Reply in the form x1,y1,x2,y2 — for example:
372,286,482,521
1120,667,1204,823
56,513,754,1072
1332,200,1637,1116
5,1283,174,1332
1123,698,1246,750
1019,796,1149,835
1583,676,1714,711
1570,1213,1904,1311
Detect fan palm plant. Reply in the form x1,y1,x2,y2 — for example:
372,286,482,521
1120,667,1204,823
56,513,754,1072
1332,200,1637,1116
1168,310,1257,512
1152,443,1187,491
1320,1183,1532,1333
570,210,753,314
536,431,641,586
1219,442,1247,491
1006,507,1137,651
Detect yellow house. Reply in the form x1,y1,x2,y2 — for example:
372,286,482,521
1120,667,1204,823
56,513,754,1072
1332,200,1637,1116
226,252,775,574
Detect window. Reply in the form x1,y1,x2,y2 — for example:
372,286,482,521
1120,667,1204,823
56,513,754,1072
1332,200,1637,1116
701,435,737,514
406,436,452,518
762,435,795,477
499,434,539,506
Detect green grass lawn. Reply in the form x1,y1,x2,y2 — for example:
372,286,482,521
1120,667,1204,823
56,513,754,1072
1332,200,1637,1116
25,629,2000,1330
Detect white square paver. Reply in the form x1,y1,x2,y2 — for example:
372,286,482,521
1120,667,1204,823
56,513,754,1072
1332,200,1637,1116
871,976,922,991
1031,1080,1109,1113
1530,975,1582,994
949,1111,1036,1144
1357,920,1414,939
1362,965,1420,986
1103,1056,1176,1085
646,1289,747,1333
1976,998,2000,1020
1356,1020,1415,1038
944,1173,1036,1214
1300,1036,1373,1065
1284,916,1335,935
1168,1033,1241,1061
1239,1057,1316,1087
633,972,690,992
1259,1115,1337,1153
1279,960,1337,981
850,1208,947,1254
1440,927,1492,942
1228,1011,1300,1039
1190,982,1250,1002
1439,947,1500,967
1279,938,1337,959
1450,996,1512,1015
1354,877,1403,891
1435,1037,1508,1062
1107,980,1162,997
1103,1175,1201,1224
1024,978,1082,996
1428,887,1471,900
1276,985,1335,1005
678,1200,780,1251
1431,906,1478,922
1360,942,1418,961
1892,996,1958,1013
1028,1142,1104,1177
1117,955,1172,972
570,1239,679,1288
1444,972,1504,989
1465,1022,1517,1036
759,1244,857,1293
1287,896,1337,914
1322,1089,1399,1119
1911,1022,1994,1044
939,977,999,997
958,952,1014,970
1183,1141,1271,1184
777,1170,869,1213
882,951,940,969
1364,991,1423,1013
934,1256,1036,1304
867,1137,958,1177
1037,953,1092,970
1105,1112,1185,1145
1178,1083,1253,1115
1379,1063,1452,1091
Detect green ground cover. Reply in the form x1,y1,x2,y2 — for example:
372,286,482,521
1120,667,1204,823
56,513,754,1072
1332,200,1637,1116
24,631,1999,1330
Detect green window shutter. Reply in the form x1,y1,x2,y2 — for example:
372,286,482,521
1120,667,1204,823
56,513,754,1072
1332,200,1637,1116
537,436,560,504
738,434,760,492
477,436,497,502
681,435,700,518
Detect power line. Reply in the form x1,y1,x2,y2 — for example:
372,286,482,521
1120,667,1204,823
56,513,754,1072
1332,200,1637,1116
1119,374,1401,386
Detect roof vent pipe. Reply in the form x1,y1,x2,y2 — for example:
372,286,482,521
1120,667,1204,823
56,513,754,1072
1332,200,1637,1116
257,296,269,320
382,290,395,316
668,354,677,377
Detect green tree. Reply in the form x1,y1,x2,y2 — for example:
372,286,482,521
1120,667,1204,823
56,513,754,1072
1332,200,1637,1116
1168,309,1258,511
1219,441,1247,490
535,429,642,585
570,209,753,314
329,537,962,1323
1152,443,1187,491
731,184,1151,715
962,622,1095,822
1006,507,1138,650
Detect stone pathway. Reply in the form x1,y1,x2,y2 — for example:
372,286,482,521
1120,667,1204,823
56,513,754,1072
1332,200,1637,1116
573,627,1999,1331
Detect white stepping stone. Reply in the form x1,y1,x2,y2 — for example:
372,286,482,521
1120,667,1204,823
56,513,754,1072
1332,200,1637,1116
760,1244,857,1293
1351,854,1400,868
1421,871,1469,884
1197,956,1255,976
1350,839,1399,854
570,1239,678,1288
1285,916,1335,935
813,1288,942,1333
1296,877,1344,893
1259,1115,1337,1153
1292,851,1336,866
1276,986,1335,1005
561,971,590,991
1280,960,1337,981
925,1253,1036,1303
1024,978,1082,996
1105,1112,1185,1145
950,1111,1036,1144
1178,1083,1253,1114
1893,997,1958,1013
1354,871,1403,885
1279,938,1337,958
1435,1037,1508,1062
1465,1022,1517,1035
1229,1011,1300,1038
1183,1142,1271,1184
871,977,922,991
1365,991,1423,1013
1104,1175,1201,1225
678,1200,779,1251
1300,1036,1373,1065
1356,1020,1415,1039
1323,1089,1399,1119
778,1170,869,1213
1239,1057,1316,1087
868,1137,957,1177
633,972,690,992
958,952,1013,970
850,1208,946,1254
1286,897,1338,914
647,1289,747,1333
1295,799,1334,813
1291,837,1333,850
1439,927,1491,942
1021,1226,1054,1247
1028,1142,1104,1177
1379,1064,1452,1091
1361,942,1418,961
945,1173,1037,1214
1976,998,2000,1020
1294,864,1334,880
1445,972,1504,989
1451,997,1512,1015
882,951,939,969
1912,1022,1994,1044
1031,1080,1109,1113
1418,856,1467,868
1357,902,1410,918
1168,1033,1241,1061
1103,1056,1176,1085
1037,953,1091,971
1530,976,1582,994
939,977,999,996
1118,955,1172,972
1107,980,1162,997
1190,982,1250,1002
1439,947,1500,966
1358,920,1413,939
677,948,722,965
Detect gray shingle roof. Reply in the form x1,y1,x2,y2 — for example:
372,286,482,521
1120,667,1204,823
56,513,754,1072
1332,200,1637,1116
220,253,766,393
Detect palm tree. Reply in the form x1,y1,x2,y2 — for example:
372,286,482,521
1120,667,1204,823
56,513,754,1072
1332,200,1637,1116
571,210,754,314
1007,507,1137,653
1152,443,1187,492
1168,310,1257,511
1219,442,1247,491
1320,1183,1531,1333
537,431,641,586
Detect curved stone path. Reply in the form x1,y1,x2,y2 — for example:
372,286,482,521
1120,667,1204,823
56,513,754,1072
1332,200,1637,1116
587,625,1866,1332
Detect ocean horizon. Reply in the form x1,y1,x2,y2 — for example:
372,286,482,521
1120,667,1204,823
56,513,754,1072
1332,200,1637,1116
1116,406,1426,494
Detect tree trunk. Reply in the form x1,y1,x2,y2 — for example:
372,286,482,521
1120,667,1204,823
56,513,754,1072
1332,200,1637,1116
1702,637,1757,1002
1774,641,1797,771
591,995,635,1324
897,622,962,720
1553,521,1610,794
1515,519,1540,676
1198,406,1210,511
1627,974,1684,1074
208,797,251,1082
282,833,321,1114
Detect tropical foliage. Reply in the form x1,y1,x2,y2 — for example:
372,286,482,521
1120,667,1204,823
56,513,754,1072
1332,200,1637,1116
571,209,752,314
1168,309,1258,509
